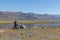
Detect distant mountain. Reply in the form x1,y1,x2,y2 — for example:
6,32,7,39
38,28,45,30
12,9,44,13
0,11,60,20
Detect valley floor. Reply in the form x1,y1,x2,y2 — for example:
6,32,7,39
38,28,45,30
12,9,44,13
0,27,60,40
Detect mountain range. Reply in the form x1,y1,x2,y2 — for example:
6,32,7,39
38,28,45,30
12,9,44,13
0,11,60,20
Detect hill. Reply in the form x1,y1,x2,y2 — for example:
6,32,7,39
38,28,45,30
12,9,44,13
0,11,59,20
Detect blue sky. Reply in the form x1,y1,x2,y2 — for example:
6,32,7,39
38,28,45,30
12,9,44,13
0,0,60,14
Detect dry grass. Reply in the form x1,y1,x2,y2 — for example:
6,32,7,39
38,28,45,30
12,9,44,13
0,20,60,24
0,27,60,40
0,20,60,40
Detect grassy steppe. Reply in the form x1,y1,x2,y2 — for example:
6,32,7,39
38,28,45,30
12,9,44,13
0,27,60,40
0,20,60,24
0,20,60,40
